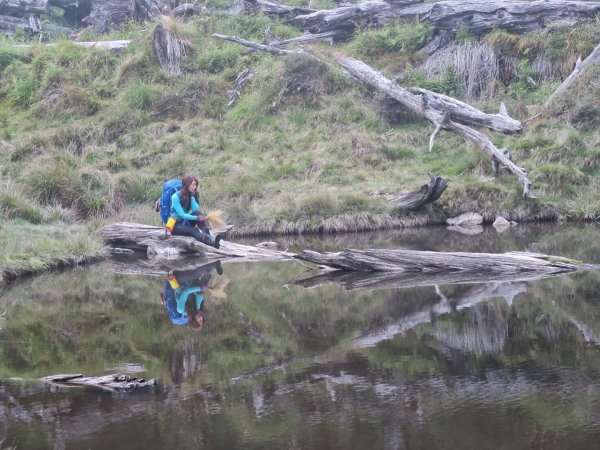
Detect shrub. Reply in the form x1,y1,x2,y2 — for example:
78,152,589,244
123,79,154,110
351,22,432,57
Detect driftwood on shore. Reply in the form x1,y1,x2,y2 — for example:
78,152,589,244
213,34,534,197
41,373,157,393
394,173,448,212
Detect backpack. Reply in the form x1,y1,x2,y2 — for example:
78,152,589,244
158,179,182,224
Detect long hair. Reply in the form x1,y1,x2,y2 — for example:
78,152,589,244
179,175,199,211
185,293,205,330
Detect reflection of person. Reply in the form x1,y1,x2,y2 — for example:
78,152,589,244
160,261,223,329
170,175,222,248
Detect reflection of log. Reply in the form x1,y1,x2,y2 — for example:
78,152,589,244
351,282,528,349
395,173,447,212
98,222,293,261
295,248,583,274
296,265,566,292
41,373,157,393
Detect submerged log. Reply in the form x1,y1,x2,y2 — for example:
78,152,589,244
41,373,157,393
394,173,447,212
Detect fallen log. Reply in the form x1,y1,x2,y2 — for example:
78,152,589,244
544,40,600,110
394,173,447,212
0,14,72,36
98,222,294,261
421,0,600,36
0,0,47,17
41,373,157,393
294,248,584,274
213,34,534,197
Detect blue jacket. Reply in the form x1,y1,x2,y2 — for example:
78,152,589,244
170,192,201,222
164,282,205,326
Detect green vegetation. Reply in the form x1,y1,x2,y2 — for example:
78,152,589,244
1,14,600,283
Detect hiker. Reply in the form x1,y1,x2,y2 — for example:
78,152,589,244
160,261,223,329
169,175,222,248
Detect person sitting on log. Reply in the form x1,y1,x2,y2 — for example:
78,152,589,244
160,261,224,329
168,174,223,248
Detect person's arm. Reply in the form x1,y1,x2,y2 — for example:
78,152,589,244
171,193,200,222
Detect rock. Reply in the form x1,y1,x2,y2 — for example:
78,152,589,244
446,212,483,227
493,216,512,232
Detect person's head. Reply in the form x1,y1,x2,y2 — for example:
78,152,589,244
185,294,205,330
180,175,199,208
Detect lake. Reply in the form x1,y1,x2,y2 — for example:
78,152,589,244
1,223,600,449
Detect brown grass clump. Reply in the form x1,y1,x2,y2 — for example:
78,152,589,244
419,41,499,100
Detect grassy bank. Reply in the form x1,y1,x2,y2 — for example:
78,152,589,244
1,12,600,283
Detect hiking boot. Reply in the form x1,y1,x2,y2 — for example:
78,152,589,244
214,234,222,249
215,260,223,275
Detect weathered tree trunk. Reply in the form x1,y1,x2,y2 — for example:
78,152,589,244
41,373,157,393
395,173,447,212
295,248,583,274
331,54,533,197
255,0,600,44
544,40,600,110
152,24,189,76
421,0,600,36
228,68,255,107
0,13,71,36
213,33,533,196
98,222,294,261
243,0,316,18
0,0,47,17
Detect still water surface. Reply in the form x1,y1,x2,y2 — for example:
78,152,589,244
2,223,600,449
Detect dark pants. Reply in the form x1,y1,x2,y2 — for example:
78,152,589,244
172,222,215,246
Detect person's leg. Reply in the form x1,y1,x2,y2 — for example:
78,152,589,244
190,211,211,234
173,223,220,248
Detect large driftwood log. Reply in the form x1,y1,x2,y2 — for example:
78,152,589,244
395,173,447,212
295,248,582,274
41,373,157,393
98,222,294,261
